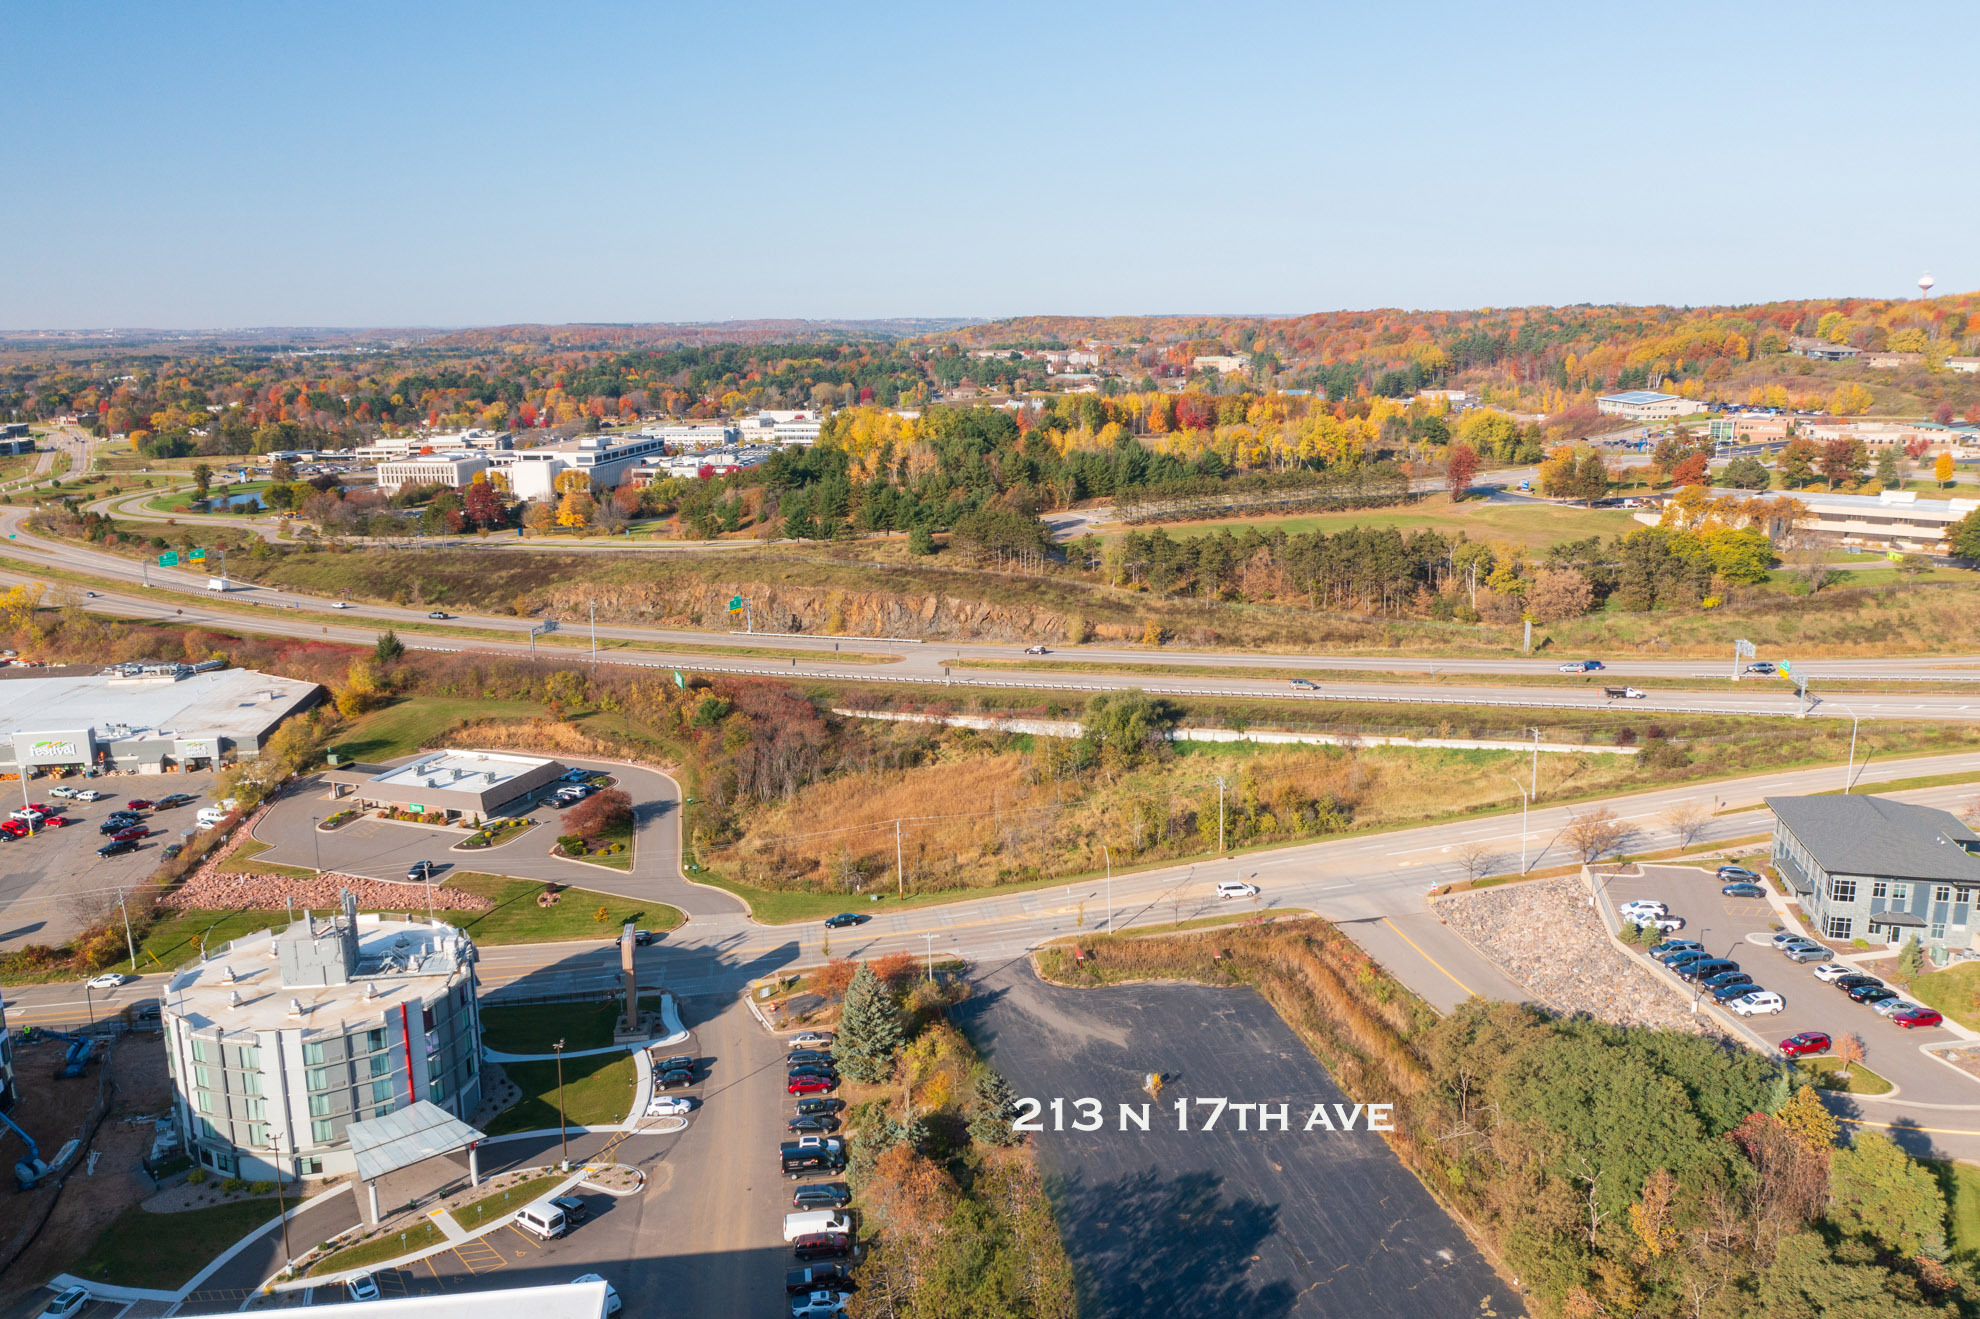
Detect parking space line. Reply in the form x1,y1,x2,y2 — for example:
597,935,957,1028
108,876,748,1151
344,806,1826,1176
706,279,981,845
450,1240,508,1274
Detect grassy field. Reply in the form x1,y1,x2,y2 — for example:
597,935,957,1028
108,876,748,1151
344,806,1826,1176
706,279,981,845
1799,1056,1894,1096
330,697,548,763
444,874,680,944
308,1221,444,1276
484,1051,637,1135
75,1199,283,1289
1113,495,1637,548
1906,962,1980,1031
450,1174,565,1231
1930,1159,1980,1259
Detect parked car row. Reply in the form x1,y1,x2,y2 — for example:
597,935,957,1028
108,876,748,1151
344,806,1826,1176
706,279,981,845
1807,963,1943,1029
1645,936,1785,1016
645,1051,698,1117
779,1030,854,1315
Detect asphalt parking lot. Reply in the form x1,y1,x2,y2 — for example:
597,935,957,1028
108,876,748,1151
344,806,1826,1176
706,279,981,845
0,771,218,953
959,961,1519,1319
1603,863,1970,1102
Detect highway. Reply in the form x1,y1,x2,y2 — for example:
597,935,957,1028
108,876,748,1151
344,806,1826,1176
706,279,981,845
5,495,1980,724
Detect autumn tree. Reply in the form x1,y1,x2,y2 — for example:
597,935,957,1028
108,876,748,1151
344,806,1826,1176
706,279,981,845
561,787,632,841
462,473,506,529
1831,1031,1865,1079
1935,450,1956,487
1819,437,1868,489
1453,840,1499,885
812,957,858,1002
1563,807,1634,863
873,949,918,991
1658,800,1710,849
1778,436,1820,488
1668,452,1710,487
1445,442,1479,500
1525,569,1594,623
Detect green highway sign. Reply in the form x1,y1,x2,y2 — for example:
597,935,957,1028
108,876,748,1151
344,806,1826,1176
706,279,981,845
158,552,178,566
189,547,206,561
727,595,744,612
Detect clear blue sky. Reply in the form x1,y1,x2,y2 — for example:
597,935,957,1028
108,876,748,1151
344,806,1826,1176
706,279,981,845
3,0,1973,329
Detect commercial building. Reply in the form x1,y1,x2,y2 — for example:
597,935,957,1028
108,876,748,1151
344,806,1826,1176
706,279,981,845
641,423,740,449
324,749,564,820
1862,351,1925,369
1596,390,1697,421
353,430,513,462
1768,794,1980,956
1193,354,1250,375
1949,357,1980,375
162,893,483,1181
494,433,671,501
0,666,320,774
737,410,822,445
1708,414,1794,445
1632,488,1978,555
273,1281,613,1318
373,453,489,494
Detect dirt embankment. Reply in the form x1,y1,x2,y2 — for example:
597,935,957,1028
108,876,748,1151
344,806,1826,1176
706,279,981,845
536,578,1077,643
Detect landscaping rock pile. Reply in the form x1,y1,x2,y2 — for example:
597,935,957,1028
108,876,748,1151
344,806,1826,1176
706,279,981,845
159,870,493,913
1434,875,1719,1035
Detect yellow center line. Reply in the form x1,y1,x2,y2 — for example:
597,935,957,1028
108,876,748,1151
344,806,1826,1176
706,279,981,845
1835,1116,1980,1137
1380,916,1477,999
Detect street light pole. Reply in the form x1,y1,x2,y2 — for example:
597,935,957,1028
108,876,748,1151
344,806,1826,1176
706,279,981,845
1216,778,1226,855
1102,844,1112,930
310,817,321,873
118,889,135,968
921,932,936,981
1528,727,1540,802
1837,701,1861,793
553,1038,568,1168
1507,777,1529,875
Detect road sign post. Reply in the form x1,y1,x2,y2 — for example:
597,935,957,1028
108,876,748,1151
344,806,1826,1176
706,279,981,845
1732,639,1755,681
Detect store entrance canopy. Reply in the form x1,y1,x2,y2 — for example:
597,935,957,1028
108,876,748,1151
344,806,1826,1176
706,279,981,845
347,1101,485,1185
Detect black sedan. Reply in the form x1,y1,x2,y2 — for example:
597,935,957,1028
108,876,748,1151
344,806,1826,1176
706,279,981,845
787,1049,834,1066
1849,984,1899,1005
788,1114,843,1135
1702,971,1753,992
655,1068,696,1090
97,839,139,857
823,913,867,929
1721,882,1767,898
789,1064,839,1082
1711,980,1764,1002
794,1098,844,1117
1833,975,1884,994
1678,960,1738,983
656,1054,695,1077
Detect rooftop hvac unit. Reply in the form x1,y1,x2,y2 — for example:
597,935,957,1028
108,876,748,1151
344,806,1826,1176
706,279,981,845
287,997,305,1019
228,990,242,1010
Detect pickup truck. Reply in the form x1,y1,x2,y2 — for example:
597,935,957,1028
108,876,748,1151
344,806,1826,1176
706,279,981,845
1603,686,1648,700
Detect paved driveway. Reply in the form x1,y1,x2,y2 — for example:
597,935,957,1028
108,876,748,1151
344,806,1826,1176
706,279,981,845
958,962,1521,1319
252,757,744,919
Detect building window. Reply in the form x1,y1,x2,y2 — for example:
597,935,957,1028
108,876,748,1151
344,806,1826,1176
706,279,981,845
246,1123,269,1148
369,1054,393,1078
310,1118,335,1143
243,1097,266,1121
193,1066,215,1091
302,1042,327,1065
298,1157,323,1177
1962,889,1975,905
1932,922,1948,941
190,1038,212,1063
1893,883,1910,902
195,1091,214,1113
372,1079,397,1105
1825,916,1853,940
308,1094,335,1117
305,1067,336,1092
429,1076,447,1103
230,1044,260,1069
1936,886,1954,903
422,1006,435,1032
1872,881,1888,899
1831,878,1857,904
238,1070,263,1096
365,1028,387,1054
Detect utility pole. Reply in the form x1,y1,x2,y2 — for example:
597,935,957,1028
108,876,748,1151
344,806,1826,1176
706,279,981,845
1102,844,1112,930
921,932,936,981
1837,701,1861,792
895,818,904,898
1508,776,1529,875
589,600,597,664
1528,727,1540,802
118,889,135,968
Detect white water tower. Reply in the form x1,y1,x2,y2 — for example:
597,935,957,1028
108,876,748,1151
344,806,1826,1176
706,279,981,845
1918,271,1936,299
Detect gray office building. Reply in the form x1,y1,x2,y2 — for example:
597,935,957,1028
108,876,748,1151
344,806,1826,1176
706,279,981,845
1768,794,1980,956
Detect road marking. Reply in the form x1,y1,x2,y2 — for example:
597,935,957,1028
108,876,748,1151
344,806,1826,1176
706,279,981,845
1835,1116,1980,1137
1379,917,1477,999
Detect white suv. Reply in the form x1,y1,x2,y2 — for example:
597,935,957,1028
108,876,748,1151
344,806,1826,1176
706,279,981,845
1729,991,1785,1016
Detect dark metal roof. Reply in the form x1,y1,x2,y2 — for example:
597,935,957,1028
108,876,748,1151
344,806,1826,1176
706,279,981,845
1767,795,1980,884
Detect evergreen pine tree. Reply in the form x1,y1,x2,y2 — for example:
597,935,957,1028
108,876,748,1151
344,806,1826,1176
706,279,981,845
970,1067,1021,1147
836,962,904,1083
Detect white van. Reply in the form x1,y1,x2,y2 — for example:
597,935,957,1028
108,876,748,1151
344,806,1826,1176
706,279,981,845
195,806,230,827
782,1209,852,1242
1215,881,1259,900
514,1200,567,1241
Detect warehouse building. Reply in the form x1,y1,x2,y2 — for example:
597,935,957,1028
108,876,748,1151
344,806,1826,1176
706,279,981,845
323,749,565,820
162,892,483,1183
0,666,321,775
1596,390,1699,421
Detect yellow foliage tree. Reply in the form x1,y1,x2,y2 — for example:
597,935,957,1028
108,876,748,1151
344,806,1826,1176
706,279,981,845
556,490,595,528
1936,451,1956,486
1827,383,1874,416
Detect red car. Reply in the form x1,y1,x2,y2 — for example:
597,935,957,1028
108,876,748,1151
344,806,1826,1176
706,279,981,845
787,1075,837,1096
1777,1032,1831,1058
0,820,27,839
21,802,54,815
126,799,155,810
1892,1008,1944,1030
111,826,148,843
42,815,74,828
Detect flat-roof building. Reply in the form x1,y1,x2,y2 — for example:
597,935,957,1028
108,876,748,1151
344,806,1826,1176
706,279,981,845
374,453,489,494
1596,390,1696,421
163,893,483,1182
1789,336,1862,362
0,666,321,774
1632,488,1979,555
325,749,564,820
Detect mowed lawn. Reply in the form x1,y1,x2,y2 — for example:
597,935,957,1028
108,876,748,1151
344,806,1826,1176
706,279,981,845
1113,496,1636,549
329,697,547,763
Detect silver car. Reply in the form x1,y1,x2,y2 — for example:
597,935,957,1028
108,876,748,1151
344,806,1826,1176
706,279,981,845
1873,998,1925,1017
